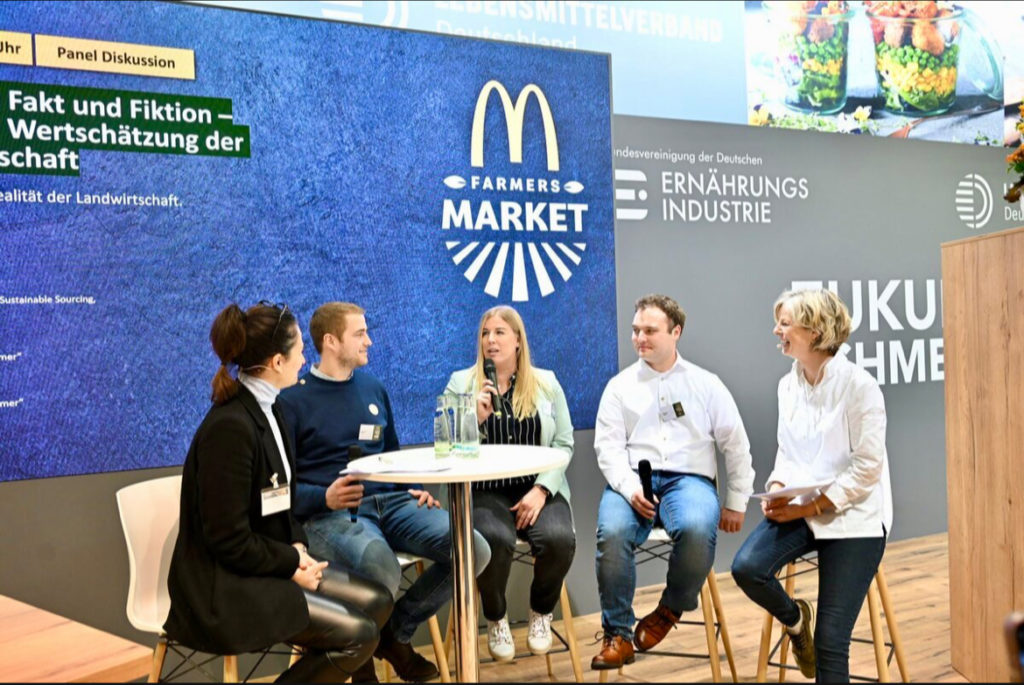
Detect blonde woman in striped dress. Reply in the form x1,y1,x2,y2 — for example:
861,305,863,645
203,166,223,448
444,305,575,663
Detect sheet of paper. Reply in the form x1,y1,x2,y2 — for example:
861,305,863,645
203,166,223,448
751,481,833,500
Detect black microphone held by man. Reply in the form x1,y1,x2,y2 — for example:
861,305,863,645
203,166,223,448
638,458,654,506
346,445,361,522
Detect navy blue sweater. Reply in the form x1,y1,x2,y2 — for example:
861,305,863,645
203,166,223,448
278,369,410,521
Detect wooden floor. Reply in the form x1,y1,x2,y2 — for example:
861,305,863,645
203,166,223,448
425,532,965,683
0,594,151,683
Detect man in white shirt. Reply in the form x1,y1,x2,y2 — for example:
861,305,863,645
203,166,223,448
590,294,755,670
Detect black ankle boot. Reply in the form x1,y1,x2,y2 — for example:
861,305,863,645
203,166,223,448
351,657,379,683
373,624,439,682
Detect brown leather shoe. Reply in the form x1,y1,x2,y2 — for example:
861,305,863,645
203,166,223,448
633,603,681,651
590,635,636,670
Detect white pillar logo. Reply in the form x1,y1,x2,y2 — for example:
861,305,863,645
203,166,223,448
955,173,992,230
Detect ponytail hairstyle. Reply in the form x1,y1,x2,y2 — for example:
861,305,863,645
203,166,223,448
209,301,298,404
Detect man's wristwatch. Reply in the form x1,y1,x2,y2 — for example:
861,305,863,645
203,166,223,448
536,484,552,499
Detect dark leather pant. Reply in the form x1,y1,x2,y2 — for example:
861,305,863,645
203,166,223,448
275,567,393,683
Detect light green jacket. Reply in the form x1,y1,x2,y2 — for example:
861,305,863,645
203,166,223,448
444,367,574,502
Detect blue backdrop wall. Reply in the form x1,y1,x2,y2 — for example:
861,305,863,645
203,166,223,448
0,0,615,480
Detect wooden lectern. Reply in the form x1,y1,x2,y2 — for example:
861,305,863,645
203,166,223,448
941,225,1024,683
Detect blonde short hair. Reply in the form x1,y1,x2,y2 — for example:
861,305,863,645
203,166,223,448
773,289,851,355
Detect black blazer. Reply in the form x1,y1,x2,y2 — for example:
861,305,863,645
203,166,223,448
165,385,310,654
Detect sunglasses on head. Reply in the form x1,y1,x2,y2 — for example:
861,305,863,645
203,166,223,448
257,300,289,339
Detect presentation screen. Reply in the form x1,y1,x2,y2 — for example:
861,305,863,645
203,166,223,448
0,1,616,481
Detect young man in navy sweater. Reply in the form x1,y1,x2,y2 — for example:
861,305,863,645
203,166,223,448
279,302,490,683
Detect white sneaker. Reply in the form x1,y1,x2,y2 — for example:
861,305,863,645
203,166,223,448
527,610,553,655
487,617,515,662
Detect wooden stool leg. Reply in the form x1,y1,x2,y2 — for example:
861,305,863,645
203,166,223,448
427,616,451,683
599,670,609,683
148,636,167,683
559,582,585,683
777,562,797,683
700,582,723,682
223,655,238,682
874,567,909,682
443,609,454,662
410,560,450,684
777,633,791,684
756,611,774,682
707,572,738,683
866,581,891,683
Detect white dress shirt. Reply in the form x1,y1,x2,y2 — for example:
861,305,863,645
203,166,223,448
594,353,755,511
767,352,892,539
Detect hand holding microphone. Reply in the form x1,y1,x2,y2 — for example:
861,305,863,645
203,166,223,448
483,358,503,420
639,459,654,502
630,459,658,520
326,446,365,519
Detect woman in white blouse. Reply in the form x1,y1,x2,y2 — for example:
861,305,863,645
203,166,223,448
731,289,891,683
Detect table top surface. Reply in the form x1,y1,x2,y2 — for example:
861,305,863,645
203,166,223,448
347,444,569,484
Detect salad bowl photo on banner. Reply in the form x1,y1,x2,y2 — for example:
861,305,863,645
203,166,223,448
762,0,856,115
745,0,1006,143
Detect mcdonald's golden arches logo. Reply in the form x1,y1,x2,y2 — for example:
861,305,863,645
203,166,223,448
471,80,559,172
440,79,589,302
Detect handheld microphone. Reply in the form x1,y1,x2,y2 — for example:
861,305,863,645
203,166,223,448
482,358,503,419
347,445,362,522
638,459,654,503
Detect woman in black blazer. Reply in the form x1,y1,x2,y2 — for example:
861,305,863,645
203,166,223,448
165,302,393,682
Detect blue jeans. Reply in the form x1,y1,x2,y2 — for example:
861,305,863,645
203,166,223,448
304,491,491,643
731,518,886,683
595,473,720,639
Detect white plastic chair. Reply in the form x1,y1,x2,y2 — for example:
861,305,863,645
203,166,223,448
116,475,181,682
117,475,292,682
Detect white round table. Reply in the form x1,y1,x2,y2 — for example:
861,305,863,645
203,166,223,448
347,444,569,683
